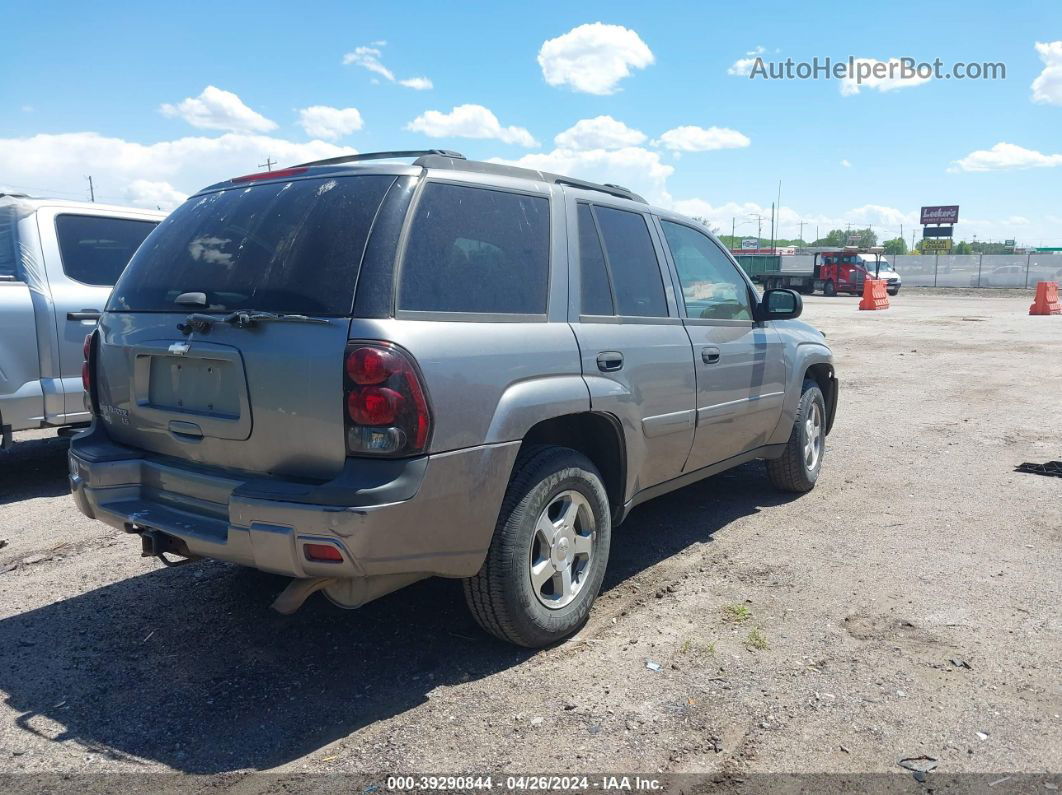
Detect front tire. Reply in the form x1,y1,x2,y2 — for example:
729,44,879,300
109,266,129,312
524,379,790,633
823,280,837,297
888,287,900,296
766,379,826,493
464,447,612,647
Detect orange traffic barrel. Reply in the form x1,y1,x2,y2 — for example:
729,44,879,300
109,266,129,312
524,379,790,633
1029,281,1061,315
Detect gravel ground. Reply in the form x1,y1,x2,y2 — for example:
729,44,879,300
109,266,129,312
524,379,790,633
0,290,1059,786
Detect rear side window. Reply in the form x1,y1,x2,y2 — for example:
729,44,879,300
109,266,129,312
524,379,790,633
593,206,667,318
109,175,395,314
0,205,17,279
56,215,158,286
398,183,549,315
577,204,614,315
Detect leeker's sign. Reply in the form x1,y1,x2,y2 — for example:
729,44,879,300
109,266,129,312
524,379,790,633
920,205,960,225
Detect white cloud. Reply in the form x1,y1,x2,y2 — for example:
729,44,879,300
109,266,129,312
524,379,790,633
160,85,277,133
406,104,538,147
538,23,654,95
1031,40,1062,105
554,116,646,150
125,179,188,209
492,146,674,205
841,159,852,168
0,132,352,210
655,125,750,152
297,105,364,140
839,58,931,96
727,46,765,77
342,44,433,90
950,141,1062,172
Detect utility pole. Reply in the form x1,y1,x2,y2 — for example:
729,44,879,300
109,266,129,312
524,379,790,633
731,217,736,250
769,201,776,254
748,213,768,247
258,157,276,172
86,175,95,202
798,220,806,243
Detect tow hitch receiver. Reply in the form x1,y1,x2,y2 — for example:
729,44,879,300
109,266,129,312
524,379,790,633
135,527,201,567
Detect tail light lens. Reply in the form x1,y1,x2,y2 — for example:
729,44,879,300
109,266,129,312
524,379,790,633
81,331,99,413
344,342,431,457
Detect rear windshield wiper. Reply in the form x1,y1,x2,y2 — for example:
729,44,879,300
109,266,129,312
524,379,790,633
178,310,329,335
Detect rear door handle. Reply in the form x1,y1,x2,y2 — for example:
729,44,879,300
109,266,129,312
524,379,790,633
701,346,721,364
596,351,624,372
68,310,102,321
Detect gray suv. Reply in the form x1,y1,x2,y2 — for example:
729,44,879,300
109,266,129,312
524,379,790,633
69,150,837,647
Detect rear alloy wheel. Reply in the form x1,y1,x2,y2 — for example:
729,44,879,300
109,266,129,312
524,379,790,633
823,280,837,297
464,447,611,647
766,379,826,493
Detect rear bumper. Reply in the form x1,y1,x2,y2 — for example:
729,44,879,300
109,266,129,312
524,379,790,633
69,425,519,580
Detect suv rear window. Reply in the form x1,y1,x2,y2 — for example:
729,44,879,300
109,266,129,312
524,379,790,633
56,214,158,286
398,182,549,315
109,175,395,314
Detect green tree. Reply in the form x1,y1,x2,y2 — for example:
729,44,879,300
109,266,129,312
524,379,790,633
812,228,877,248
883,237,907,255
953,241,973,255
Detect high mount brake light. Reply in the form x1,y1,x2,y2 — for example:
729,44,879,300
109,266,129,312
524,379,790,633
231,167,308,183
343,343,431,457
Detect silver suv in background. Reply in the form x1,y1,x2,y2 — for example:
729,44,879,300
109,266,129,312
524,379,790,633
69,151,838,647
0,195,163,448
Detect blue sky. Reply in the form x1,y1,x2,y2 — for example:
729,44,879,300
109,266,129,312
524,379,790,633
2,0,1060,244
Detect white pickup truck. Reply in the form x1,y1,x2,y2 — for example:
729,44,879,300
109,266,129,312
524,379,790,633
0,194,164,448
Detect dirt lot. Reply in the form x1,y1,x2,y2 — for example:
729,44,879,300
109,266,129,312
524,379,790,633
0,290,1060,785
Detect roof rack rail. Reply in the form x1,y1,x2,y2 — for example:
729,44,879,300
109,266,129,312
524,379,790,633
293,149,466,168
553,178,647,203
413,155,648,204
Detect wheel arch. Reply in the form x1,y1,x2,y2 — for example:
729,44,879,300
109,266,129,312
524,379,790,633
803,361,838,435
517,412,627,523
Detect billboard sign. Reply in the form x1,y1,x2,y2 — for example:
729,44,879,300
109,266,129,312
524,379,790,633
920,205,960,225
1004,239,1016,247
921,238,953,253
922,226,954,238
741,238,759,250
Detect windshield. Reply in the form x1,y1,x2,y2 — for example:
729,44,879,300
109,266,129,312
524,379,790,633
108,174,395,314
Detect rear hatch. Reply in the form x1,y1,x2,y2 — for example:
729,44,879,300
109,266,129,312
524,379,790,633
97,172,398,480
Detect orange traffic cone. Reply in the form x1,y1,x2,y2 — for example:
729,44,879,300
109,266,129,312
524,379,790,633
1029,281,1061,315
859,278,889,311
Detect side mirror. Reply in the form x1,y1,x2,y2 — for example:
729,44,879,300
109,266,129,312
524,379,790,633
756,288,802,321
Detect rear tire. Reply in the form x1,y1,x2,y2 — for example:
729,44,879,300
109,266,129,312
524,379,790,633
464,446,611,647
766,379,826,493
823,280,837,297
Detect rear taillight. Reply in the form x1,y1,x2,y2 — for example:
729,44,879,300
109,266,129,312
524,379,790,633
343,342,431,457
82,331,99,414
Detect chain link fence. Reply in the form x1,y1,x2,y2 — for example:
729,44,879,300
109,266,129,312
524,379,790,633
777,253,1062,288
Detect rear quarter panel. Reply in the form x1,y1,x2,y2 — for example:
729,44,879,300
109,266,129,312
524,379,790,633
347,318,588,453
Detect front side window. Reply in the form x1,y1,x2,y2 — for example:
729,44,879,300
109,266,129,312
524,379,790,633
56,215,158,287
661,221,753,321
593,206,667,318
398,183,549,315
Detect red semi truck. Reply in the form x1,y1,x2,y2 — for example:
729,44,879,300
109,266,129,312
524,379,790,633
747,246,901,296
